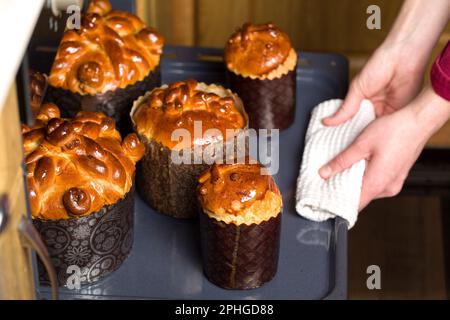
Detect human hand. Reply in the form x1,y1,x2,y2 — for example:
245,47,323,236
323,42,426,126
319,88,450,210
323,0,450,126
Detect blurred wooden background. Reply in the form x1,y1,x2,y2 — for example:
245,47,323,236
137,0,450,146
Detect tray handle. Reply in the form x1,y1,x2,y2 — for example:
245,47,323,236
18,216,59,300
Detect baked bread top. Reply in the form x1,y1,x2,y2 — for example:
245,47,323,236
48,0,164,95
197,162,282,225
131,79,247,150
23,103,144,220
225,22,296,79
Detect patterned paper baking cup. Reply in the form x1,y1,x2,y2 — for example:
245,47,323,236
227,69,296,131
33,190,134,287
200,211,282,290
44,67,161,135
136,131,248,219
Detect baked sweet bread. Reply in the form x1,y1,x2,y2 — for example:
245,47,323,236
25,103,144,286
225,22,296,79
198,162,282,289
131,79,248,218
48,0,163,95
225,22,297,130
23,103,144,220
45,0,164,134
132,79,246,149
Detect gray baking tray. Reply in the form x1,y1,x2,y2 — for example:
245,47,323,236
36,45,349,300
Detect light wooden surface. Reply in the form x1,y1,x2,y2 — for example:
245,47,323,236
138,0,195,45
0,84,35,300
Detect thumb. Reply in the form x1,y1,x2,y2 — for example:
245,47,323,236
319,141,368,180
322,80,365,126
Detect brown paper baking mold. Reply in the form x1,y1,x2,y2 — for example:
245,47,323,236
44,67,161,135
33,190,134,287
227,69,296,131
199,211,282,290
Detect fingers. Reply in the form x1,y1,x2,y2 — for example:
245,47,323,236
322,80,365,126
319,140,368,179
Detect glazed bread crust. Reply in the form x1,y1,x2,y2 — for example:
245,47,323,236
23,103,144,220
225,22,293,78
131,79,246,149
48,0,164,95
197,162,282,225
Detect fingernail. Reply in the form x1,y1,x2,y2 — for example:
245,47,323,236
319,166,331,179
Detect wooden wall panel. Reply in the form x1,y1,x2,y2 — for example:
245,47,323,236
197,0,252,47
138,0,448,55
138,0,195,45
196,0,403,52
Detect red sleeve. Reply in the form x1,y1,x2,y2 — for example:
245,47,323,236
431,41,450,101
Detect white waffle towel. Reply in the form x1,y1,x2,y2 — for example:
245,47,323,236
295,99,376,228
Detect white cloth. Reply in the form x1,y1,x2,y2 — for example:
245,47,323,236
295,99,376,228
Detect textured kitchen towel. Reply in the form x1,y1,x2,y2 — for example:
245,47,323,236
295,99,375,228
